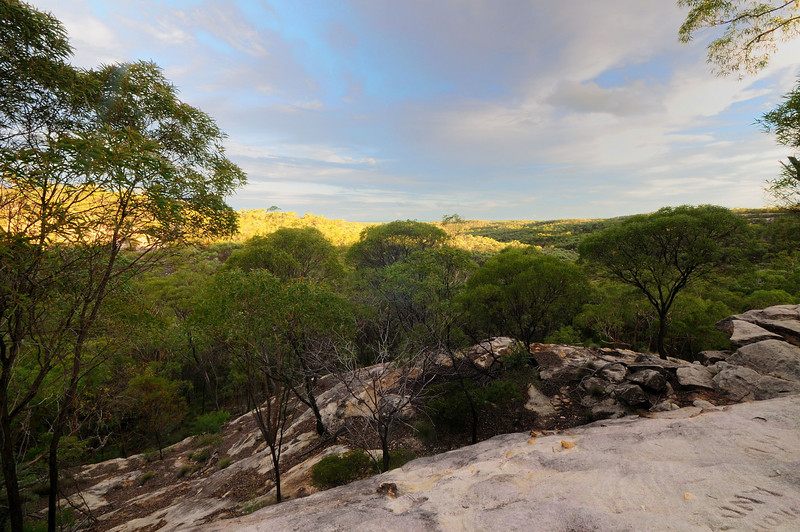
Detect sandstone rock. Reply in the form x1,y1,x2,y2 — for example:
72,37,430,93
202,396,800,532
676,365,715,389
728,339,800,381
524,384,556,417
612,383,649,406
649,400,679,412
696,350,730,365
599,363,626,383
728,320,783,347
626,369,667,392
712,363,800,401
590,398,628,419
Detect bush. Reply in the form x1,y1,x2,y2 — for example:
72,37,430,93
502,344,533,370
139,471,155,486
483,379,521,405
412,419,436,445
311,450,373,489
218,457,231,469
192,433,223,449
426,382,480,433
190,410,230,435
386,449,415,470
189,448,210,463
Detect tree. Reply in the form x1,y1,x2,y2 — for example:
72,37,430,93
347,220,449,270
458,248,590,351
1,3,245,528
758,82,800,210
678,1,800,208
579,205,746,358
678,0,800,76
124,374,187,460
223,227,343,282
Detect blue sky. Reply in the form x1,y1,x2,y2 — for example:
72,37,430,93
32,0,800,221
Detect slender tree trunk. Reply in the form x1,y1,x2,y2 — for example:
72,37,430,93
656,309,668,360
380,426,390,473
0,402,23,532
270,447,282,503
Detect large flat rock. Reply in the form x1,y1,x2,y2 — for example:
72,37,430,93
199,396,800,532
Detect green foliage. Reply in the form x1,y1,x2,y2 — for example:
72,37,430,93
678,0,800,75
188,448,211,463
218,457,232,469
347,220,449,269
580,205,746,357
458,248,590,348
190,411,230,435
139,471,155,486
223,228,343,282
759,81,800,210
385,449,416,470
412,420,437,445
311,450,374,489
426,382,479,433
124,374,188,458
502,345,534,371
192,433,223,449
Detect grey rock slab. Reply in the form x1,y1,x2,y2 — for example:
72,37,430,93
676,365,716,389
523,384,556,417
611,383,649,406
729,339,800,381
197,396,800,532
712,364,800,401
627,369,668,392
729,320,783,347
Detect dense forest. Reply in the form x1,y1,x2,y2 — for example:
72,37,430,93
3,0,800,530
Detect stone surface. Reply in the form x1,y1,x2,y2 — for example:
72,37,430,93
712,363,800,401
728,320,783,347
523,384,556,417
728,339,800,381
676,365,716,389
201,396,800,532
626,369,667,392
611,383,649,406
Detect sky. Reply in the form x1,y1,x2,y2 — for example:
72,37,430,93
30,0,800,222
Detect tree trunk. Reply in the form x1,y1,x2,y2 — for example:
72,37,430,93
656,310,668,360
270,448,282,503
0,404,23,532
380,428,391,473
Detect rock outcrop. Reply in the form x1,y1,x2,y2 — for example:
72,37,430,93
201,395,800,532
63,305,800,531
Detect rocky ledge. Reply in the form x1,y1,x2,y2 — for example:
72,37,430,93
202,395,800,532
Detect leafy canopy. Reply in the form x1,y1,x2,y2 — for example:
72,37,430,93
678,0,800,76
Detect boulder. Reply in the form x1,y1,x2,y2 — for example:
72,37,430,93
626,369,667,392
712,363,800,401
695,350,730,365
676,365,715,389
524,385,556,417
611,383,649,407
728,339,800,381
727,320,782,347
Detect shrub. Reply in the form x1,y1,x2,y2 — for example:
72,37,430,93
139,471,155,486
218,457,231,469
192,433,223,449
412,419,436,445
386,449,415,470
190,410,230,435
311,450,373,489
503,345,533,370
483,379,521,405
189,448,210,463
426,381,481,433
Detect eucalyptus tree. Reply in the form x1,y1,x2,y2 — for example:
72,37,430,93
458,248,589,351
0,3,245,528
580,205,746,358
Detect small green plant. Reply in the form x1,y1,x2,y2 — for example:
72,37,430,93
142,448,157,462
311,450,373,489
412,419,436,445
218,457,231,469
483,379,521,405
386,448,415,470
177,465,192,478
139,471,155,486
503,345,533,370
190,410,230,435
189,448,211,463
192,433,223,449
588,384,605,397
